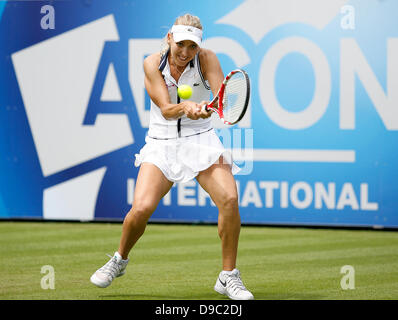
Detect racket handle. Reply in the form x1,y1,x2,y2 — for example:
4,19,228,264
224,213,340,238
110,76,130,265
201,104,210,112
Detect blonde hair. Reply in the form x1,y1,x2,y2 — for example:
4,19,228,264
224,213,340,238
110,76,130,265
160,14,203,56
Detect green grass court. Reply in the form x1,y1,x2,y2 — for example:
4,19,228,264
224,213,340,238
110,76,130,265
0,221,397,300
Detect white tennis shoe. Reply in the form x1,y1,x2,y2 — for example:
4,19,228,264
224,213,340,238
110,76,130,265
214,269,254,300
90,252,129,288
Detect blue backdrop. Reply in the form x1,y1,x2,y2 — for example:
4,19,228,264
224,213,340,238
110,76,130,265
1,0,397,228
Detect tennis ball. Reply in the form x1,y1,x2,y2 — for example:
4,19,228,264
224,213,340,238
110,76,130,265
177,85,193,100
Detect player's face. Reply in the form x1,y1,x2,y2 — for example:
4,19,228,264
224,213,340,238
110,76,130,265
168,34,199,67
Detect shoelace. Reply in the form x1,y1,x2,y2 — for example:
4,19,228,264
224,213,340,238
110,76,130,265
98,254,123,279
226,274,247,294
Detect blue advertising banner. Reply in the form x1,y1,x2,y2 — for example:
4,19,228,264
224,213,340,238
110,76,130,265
1,0,397,227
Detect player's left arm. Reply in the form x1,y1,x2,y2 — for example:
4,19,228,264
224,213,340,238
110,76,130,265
198,49,224,117
199,48,224,97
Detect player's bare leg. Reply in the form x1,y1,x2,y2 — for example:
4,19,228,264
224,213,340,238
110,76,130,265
91,163,172,288
196,157,240,271
118,163,173,259
196,156,254,300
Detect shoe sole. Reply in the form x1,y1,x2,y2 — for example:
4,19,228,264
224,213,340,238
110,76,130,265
90,271,125,288
90,274,110,288
214,281,226,295
214,279,254,300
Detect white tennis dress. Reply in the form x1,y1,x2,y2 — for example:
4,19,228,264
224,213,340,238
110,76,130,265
134,50,240,183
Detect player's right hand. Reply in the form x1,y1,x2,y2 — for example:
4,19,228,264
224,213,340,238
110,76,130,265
182,101,201,120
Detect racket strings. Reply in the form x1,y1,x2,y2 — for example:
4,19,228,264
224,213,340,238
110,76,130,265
222,72,248,123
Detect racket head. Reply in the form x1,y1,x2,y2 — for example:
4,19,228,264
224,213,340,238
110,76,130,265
218,69,250,125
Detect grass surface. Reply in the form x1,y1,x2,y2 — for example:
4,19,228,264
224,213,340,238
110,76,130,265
0,221,397,300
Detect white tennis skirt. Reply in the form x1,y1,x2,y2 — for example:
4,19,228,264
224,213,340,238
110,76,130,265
134,129,240,183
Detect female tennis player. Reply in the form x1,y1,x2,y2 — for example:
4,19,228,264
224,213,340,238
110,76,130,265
90,14,254,300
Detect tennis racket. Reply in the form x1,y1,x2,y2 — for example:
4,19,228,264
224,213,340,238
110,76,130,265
203,69,250,125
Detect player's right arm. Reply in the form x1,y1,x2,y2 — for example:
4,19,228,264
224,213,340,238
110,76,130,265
143,54,200,120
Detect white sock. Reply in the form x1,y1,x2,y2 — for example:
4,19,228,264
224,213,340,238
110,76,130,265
221,270,234,276
115,251,129,262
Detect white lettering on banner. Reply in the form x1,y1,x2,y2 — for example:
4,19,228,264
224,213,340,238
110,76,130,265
259,181,279,208
127,178,135,205
217,0,398,132
241,181,262,208
259,36,331,130
162,188,172,206
178,180,196,206
280,181,289,208
126,179,378,211
315,182,336,209
337,183,359,210
101,63,122,101
360,183,378,211
340,38,398,130
290,182,313,209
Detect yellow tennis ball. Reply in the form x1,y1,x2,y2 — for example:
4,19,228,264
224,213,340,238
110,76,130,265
177,85,193,100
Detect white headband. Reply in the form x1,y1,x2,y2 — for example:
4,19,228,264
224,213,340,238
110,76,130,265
171,25,202,47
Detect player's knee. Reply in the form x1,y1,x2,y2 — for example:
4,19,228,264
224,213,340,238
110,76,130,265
130,200,156,222
219,193,239,211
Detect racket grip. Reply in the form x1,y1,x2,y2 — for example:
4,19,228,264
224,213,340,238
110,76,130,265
201,104,210,112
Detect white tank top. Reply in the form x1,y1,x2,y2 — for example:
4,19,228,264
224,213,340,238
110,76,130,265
147,50,212,139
